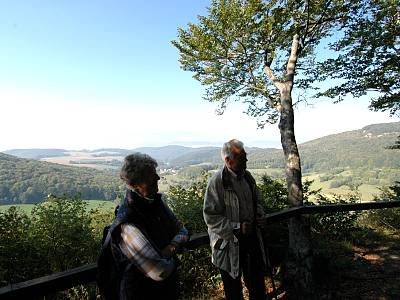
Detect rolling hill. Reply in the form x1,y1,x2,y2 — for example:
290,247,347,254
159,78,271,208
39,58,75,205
1,121,399,203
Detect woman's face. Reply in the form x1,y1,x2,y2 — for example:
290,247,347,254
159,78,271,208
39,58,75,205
133,167,160,198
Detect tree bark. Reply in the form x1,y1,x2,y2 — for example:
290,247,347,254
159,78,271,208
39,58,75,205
269,33,314,298
279,85,314,299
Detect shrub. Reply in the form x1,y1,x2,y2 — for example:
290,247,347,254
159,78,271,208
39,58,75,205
308,194,361,240
0,195,103,289
167,172,220,298
258,175,288,213
360,182,400,231
0,206,34,285
30,196,98,272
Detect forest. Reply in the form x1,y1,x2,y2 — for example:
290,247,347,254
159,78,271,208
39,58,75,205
1,175,399,298
0,153,125,204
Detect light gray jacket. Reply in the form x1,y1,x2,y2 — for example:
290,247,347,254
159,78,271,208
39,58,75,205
203,166,266,278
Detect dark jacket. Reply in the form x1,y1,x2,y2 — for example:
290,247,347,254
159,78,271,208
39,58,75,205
110,190,181,300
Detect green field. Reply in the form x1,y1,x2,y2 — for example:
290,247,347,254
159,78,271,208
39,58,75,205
303,172,382,202
0,200,116,214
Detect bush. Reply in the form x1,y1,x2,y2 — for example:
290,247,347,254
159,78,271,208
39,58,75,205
308,194,361,240
30,196,99,272
360,182,400,231
0,206,34,285
258,175,288,213
167,172,220,298
0,195,109,289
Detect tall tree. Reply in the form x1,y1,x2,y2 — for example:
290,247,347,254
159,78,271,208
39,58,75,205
173,0,354,296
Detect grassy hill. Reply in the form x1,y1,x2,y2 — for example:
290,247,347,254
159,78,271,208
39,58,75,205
248,122,400,171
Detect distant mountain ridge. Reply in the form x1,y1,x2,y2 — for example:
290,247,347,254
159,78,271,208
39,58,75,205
4,149,69,159
3,122,400,170
0,122,399,204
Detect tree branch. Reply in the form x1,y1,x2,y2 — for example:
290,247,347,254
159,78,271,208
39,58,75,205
286,33,300,84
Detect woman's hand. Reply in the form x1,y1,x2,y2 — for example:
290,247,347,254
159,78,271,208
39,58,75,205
161,244,177,258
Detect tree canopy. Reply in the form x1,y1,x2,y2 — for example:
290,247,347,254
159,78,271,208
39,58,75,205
314,0,399,115
172,0,353,126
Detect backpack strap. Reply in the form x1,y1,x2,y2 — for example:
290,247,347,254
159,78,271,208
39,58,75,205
103,218,125,250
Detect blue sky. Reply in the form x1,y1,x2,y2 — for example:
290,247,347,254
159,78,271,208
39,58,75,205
0,1,397,151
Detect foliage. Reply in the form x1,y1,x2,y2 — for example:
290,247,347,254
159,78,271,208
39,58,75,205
258,175,288,212
173,12,398,294
314,0,400,116
0,153,125,204
172,0,353,126
258,174,320,212
30,196,99,272
167,172,209,233
360,181,400,231
177,247,220,298
0,206,35,286
167,173,220,298
387,135,400,150
308,194,362,240
258,174,360,240
0,195,112,289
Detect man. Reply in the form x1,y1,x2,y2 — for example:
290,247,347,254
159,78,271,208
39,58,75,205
203,139,267,300
110,153,188,299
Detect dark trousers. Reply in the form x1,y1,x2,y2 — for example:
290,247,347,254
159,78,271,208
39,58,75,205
220,233,266,300
120,267,179,300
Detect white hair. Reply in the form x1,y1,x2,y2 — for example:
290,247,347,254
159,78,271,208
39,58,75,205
221,139,244,160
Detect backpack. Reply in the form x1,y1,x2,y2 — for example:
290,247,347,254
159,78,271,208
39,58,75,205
96,221,126,300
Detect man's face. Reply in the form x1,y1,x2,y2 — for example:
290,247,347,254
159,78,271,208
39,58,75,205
226,147,247,173
134,167,160,198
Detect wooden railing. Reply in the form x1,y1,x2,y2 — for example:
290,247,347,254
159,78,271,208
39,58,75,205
1,200,399,299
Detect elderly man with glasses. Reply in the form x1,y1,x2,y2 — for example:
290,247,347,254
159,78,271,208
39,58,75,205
203,139,267,300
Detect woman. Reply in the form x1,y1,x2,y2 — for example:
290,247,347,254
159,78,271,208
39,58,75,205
115,153,188,299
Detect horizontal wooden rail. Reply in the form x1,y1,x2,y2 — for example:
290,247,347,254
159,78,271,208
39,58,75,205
1,200,399,299
0,233,210,299
0,264,97,300
264,200,400,224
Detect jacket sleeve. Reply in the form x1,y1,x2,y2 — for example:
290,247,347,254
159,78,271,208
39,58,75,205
120,224,175,281
203,176,235,241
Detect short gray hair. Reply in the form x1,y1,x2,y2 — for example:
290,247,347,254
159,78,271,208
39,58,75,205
221,139,244,160
120,153,158,185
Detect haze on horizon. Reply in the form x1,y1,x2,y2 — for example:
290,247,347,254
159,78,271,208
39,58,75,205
0,1,398,152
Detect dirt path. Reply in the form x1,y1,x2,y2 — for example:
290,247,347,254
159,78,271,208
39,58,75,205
330,233,400,299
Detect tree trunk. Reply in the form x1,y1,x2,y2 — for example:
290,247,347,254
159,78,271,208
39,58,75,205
264,32,314,297
279,85,314,298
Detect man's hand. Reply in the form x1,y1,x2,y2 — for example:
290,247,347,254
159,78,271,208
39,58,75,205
161,244,177,258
